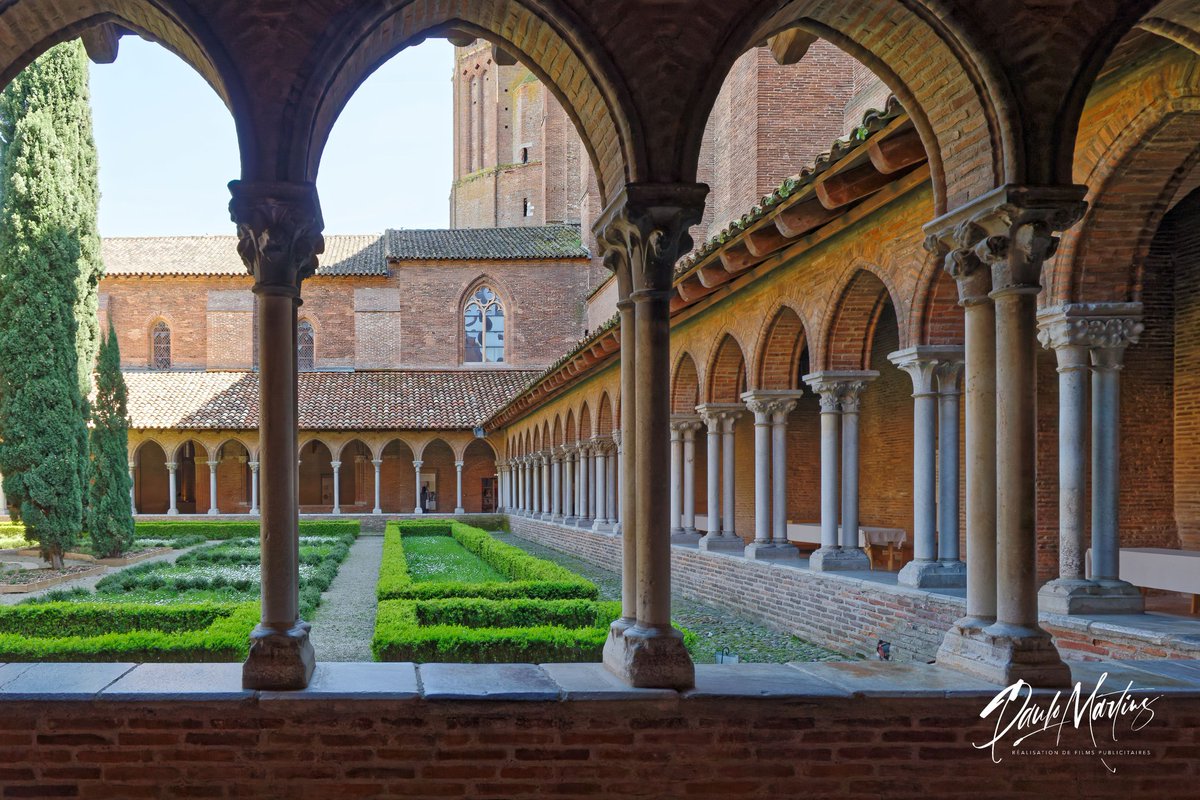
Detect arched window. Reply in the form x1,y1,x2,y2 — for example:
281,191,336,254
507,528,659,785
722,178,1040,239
297,320,315,371
151,321,171,369
464,286,505,364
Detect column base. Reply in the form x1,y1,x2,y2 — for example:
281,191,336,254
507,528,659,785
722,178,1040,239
561,516,577,526
575,518,593,529
698,533,744,552
167,509,179,516
242,621,316,690
809,546,870,571
743,541,800,561
602,623,695,690
936,618,1071,688
332,508,341,516
413,508,424,515
1038,578,1145,615
897,559,967,588
670,530,701,545
372,508,382,515
207,509,219,516
454,507,465,514
592,520,615,534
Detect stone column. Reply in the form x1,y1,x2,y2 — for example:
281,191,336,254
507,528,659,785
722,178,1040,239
598,183,706,689
739,393,800,560
206,460,220,515
721,414,738,540
577,443,590,526
371,459,382,515
454,460,465,515
699,409,722,541
744,396,774,557
231,180,323,689
803,373,873,570
167,462,178,515
593,440,611,532
542,452,552,519
548,453,560,521
892,347,966,587
562,447,576,524
936,360,965,573
769,399,799,548
668,422,684,537
608,439,619,532
412,460,423,514
928,184,1085,687
614,296,637,635
249,461,259,516
696,406,744,552
611,430,624,535
680,422,699,536
129,462,137,515
330,460,341,515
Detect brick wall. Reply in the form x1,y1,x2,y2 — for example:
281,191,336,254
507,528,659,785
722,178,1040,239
508,517,1200,663
860,302,914,532
1167,192,1200,549
4,691,1196,797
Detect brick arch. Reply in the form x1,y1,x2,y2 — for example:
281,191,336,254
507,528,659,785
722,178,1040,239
0,1,255,172
706,334,748,403
418,437,454,461
578,402,593,441
335,437,373,462
596,393,614,436
551,415,563,448
171,438,210,463
541,421,551,452
913,260,965,346
564,409,577,445
521,430,532,457
1052,93,1200,304
213,437,255,461
671,353,701,415
754,304,811,391
296,1,635,197
824,269,900,370
131,437,168,462
531,427,542,453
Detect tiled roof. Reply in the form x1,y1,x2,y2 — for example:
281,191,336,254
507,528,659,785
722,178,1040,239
385,225,588,260
124,370,538,430
102,235,388,277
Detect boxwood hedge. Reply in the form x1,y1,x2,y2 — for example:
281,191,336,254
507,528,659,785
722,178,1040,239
376,521,597,601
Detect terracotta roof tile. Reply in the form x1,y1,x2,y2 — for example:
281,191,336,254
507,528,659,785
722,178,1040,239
124,370,537,430
102,234,388,277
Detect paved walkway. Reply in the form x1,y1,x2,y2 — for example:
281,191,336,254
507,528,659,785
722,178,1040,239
309,536,384,662
491,531,842,664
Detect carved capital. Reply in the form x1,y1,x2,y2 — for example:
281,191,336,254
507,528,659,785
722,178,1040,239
595,183,708,293
888,346,964,397
802,371,878,414
229,181,325,296
1038,303,1142,372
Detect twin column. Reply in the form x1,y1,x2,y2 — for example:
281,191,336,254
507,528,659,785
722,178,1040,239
740,392,802,561
696,405,744,553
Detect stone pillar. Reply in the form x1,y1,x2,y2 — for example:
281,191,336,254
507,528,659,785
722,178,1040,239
614,296,637,634
412,460,423,514
928,184,1085,687
249,461,259,515
598,182,706,689
740,393,800,560
548,453,560,521
1037,304,1143,614
231,180,323,689
541,453,552,519
129,462,137,515
696,406,744,552
721,414,738,539
167,462,178,515
803,373,875,571
454,460,465,515
668,423,684,537
206,460,220,515
700,410,722,540
892,347,966,587
680,422,699,535
577,444,590,526
936,360,965,571
371,459,382,515
608,439,619,532
769,399,798,548
562,448,576,523
593,441,611,532
330,460,341,515
611,431,624,535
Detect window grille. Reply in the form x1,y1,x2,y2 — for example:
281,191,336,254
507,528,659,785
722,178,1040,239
297,320,315,371
152,321,171,369
464,287,505,364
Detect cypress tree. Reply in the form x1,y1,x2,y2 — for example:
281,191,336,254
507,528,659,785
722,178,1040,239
87,319,134,558
0,106,86,568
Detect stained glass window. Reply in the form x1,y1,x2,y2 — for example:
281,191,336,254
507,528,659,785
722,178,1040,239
298,320,315,371
464,286,505,364
152,321,171,369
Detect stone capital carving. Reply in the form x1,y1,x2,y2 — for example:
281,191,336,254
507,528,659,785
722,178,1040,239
802,371,878,414
610,429,622,448
888,346,964,397
229,180,325,297
454,460,464,468
1037,303,1143,372
935,360,965,394
412,460,423,469
329,460,341,470
166,461,178,472
594,183,708,293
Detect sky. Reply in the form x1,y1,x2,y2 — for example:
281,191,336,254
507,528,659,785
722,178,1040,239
89,36,454,237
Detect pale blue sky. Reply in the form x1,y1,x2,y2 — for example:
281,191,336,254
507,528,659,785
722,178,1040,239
89,37,454,236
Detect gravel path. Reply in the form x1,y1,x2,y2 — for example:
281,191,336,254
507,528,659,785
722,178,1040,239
309,536,384,662
0,547,198,606
491,531,844,664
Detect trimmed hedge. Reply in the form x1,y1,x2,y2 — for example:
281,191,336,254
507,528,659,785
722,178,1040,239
373,597,696,663
130,519,360,541
376,521,597,601
0,602,258,662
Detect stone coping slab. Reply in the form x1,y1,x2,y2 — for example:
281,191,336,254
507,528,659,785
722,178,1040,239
0,660,1194,703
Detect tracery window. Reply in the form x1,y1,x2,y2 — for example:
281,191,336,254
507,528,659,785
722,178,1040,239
464,286,505,364
297,320,315,371
151,321,171,369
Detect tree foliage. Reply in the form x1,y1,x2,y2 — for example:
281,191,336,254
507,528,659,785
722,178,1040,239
87,319,134,558
0,42,99,567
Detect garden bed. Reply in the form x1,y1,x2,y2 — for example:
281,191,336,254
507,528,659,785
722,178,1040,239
0,565,106,594
372,521,692,663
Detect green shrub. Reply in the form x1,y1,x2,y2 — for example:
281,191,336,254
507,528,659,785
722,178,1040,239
0,602,227,638
0,602,258,662
129,519,360,541
457,514,508,532
377,521,597,601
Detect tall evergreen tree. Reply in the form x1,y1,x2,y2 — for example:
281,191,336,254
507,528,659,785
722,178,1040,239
87,319,134,558
0,106,86,568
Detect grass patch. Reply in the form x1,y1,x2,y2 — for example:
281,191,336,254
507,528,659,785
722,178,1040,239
403,535,508,584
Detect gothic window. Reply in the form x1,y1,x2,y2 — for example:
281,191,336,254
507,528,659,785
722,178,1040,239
297,320,315,371
151,321,171,369
464,286,505,364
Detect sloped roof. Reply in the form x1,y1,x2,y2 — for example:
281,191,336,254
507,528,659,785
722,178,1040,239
124,370,538,430
102,234,388,277
385,225,588,260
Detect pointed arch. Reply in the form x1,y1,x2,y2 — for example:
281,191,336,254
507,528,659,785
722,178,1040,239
564,409,577,444
671,352,701,415
596,393,614,436
824,268,901,370
578,401,593,441
460,278,509,365
706,334,749,403
754,304,812,390
552,414,564,448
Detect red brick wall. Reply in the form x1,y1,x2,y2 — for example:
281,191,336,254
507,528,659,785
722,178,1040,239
5,693,1197,798
859,303,914,533
1169,191,1200,549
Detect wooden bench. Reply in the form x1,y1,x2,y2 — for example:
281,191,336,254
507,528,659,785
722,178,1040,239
1087,547,1200,614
